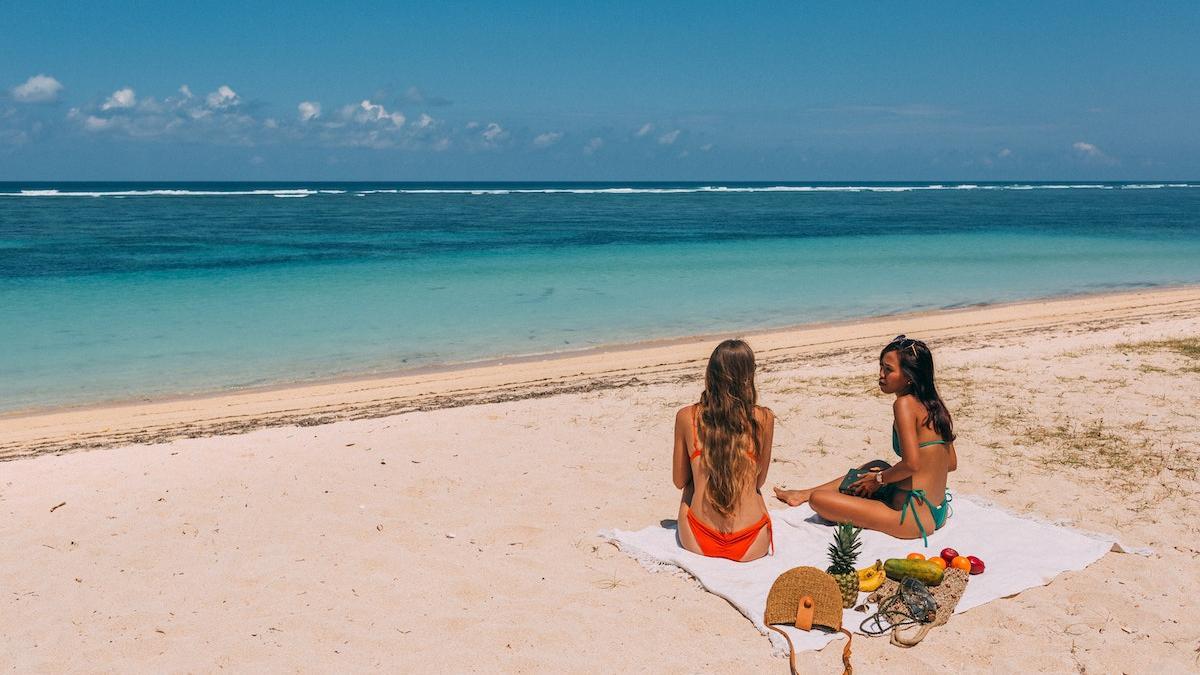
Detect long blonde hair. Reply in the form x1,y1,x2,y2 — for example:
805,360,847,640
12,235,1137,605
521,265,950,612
698,339,761,517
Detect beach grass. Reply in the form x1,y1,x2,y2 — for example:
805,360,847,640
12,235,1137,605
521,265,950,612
1115,337,1200,360
1021,415,1199,488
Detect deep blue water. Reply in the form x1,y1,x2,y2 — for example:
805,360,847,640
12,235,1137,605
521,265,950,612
2,181,1198,412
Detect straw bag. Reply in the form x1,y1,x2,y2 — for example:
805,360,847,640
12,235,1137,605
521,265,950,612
764,566,853,675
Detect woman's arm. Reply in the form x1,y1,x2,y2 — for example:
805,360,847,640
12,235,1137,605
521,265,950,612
755,407,775,489
672,406,693,490
947,442,958,472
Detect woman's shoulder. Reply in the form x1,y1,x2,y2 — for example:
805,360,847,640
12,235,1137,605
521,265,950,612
892,394,924,414
676,403,700,422
753,405,775,424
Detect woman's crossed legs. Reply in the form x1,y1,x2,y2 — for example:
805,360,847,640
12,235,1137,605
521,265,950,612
774,460,934,540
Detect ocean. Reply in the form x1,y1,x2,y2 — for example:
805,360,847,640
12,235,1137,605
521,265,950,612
2,181,1198,413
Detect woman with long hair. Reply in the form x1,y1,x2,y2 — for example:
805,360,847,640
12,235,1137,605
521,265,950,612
673,339,776,562
774,335,957,545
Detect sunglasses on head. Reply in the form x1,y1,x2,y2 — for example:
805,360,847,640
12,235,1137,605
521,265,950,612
889,334,923,355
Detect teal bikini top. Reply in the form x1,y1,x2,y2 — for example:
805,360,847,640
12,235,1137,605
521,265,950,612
892,427,947,457
891,426,953,545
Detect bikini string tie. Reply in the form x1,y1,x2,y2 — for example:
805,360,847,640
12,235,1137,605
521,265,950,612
898,489,930,547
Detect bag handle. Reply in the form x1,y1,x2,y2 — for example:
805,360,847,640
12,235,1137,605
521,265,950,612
890,623,933,648
766,624,853,675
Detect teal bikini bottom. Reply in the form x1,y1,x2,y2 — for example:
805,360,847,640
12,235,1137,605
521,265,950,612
898,489,952,546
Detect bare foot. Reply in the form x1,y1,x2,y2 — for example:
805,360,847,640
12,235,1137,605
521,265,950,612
773,486,811,506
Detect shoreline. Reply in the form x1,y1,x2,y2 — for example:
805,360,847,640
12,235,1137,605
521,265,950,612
5,281,1198,418
4,284,1200,460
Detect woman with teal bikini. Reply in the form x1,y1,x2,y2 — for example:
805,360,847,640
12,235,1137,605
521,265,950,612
773,335,957,545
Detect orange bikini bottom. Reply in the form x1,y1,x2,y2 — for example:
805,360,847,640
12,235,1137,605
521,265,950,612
685,510,773,562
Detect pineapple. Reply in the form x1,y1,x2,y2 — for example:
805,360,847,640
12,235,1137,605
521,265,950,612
826,522,863,608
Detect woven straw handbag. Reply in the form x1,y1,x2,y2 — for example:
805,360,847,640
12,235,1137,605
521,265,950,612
764,566,853,675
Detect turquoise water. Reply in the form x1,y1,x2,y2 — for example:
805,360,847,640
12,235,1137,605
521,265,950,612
2,182,1199,412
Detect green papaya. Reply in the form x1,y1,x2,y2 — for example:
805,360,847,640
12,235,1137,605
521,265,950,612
883,558,944,586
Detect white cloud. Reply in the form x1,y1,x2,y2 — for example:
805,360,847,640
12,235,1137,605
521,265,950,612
635,123,653,137
481,122,506,142
12,74,63,103
583,137,604,155
298,101,321,121
101,88,136,110
1072,141,1117,165
465,121,480,129
46,82,502,153
83,115,111,131
66,85,259,143
998,148,1012,158
347,99,404,126
533,131,563,148
657,129,680,145
206,85,240,109
321,99,418,148
700,143,713,152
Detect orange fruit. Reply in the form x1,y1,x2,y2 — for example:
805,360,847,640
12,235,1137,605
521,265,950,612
927,556,947,570
950,555,972,572
906,552,925,560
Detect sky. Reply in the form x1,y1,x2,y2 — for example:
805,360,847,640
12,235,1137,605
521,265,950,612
1,2,1198,181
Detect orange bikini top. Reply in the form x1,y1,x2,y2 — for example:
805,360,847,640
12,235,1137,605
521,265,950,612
690,405,759,462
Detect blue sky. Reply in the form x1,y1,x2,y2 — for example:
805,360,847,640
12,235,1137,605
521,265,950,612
2,2,1197,180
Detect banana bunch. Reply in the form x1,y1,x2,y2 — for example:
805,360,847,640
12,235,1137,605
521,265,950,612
857,559,885,592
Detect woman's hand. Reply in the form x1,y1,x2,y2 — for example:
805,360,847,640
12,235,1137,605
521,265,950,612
849,470,882,497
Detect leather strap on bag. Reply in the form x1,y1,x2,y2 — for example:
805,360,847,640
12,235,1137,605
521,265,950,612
795,596,814,631
766,623,853,675
839,627,853,675
766,624,800,675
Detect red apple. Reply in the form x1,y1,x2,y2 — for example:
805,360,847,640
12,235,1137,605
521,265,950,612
940,548,959,563
966,555,985,575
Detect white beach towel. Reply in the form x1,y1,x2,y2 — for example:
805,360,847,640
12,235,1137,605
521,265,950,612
601,495,1145,654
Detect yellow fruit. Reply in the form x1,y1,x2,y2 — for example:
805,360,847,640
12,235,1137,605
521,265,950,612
860,571,885,592
857,560,885,592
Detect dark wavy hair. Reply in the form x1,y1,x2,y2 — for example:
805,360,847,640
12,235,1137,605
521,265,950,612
698,339,761,517
881,335,955,443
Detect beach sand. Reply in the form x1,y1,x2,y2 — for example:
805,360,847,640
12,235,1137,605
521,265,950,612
3,287,1199,672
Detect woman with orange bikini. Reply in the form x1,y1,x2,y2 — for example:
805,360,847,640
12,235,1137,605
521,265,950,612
774,335,957,545
673,339,775,562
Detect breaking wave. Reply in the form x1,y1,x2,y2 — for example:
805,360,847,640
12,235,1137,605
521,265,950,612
3,183,1196,198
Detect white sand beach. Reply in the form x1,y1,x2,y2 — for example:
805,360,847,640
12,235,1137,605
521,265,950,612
3,287,1200,672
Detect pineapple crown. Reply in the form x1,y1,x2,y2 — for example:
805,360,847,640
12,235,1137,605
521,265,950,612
825,522,862,574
